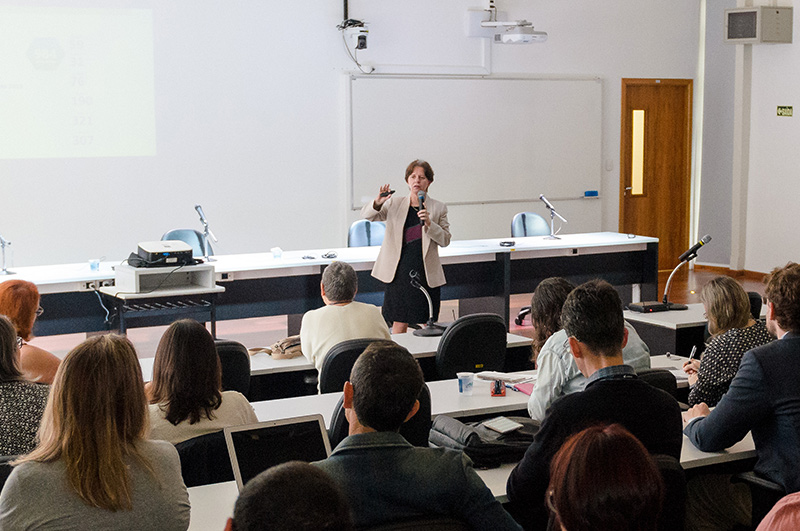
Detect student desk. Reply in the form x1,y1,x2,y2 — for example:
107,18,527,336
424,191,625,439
17,232,658,335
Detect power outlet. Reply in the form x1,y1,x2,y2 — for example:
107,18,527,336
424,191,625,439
84,281,98,290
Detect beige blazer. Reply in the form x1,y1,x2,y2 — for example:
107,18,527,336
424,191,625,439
361,194,451,287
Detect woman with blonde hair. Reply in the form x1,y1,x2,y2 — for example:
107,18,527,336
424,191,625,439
0,279,61,384
0,314,49,455
148,319,257,444
0,334,190,530
683,276,772,406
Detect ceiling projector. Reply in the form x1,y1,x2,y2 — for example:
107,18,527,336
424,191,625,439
495,26,548,44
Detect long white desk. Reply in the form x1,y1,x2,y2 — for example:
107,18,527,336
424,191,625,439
16,232,658,336
138,332,532,382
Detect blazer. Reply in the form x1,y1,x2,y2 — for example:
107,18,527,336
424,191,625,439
684,333,800,493
361,194,451,287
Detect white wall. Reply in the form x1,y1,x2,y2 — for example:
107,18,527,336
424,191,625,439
746,3,800,272
0,0,701,267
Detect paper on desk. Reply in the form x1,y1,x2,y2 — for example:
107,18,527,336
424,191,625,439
476,371,534,383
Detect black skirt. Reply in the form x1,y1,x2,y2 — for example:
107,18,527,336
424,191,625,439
382,206,441,325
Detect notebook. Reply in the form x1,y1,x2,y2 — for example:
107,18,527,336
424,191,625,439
224,414,332,490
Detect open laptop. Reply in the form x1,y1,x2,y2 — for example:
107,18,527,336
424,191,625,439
224,414,332,491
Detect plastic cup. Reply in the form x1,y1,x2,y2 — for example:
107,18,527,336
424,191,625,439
270,247,283,259
457,372,474,396
89,259,100,271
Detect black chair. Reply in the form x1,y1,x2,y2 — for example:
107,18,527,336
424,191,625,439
748,291,763,321
174,431,234,488
653,454,687,531
162,228,213,258
733,471,785,529
365,516,469,530
318,338,381,394
435,313,506,380
348,220,387,247
635,368,689,410
328,383,432,449
215,339,251,396
510,213,551,326
0,455,17,491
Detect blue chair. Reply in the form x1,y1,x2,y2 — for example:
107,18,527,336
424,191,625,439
510,212,550,238
348,220,386,247
162,229,212,258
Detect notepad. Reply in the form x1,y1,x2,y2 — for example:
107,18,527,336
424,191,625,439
482,416,525,434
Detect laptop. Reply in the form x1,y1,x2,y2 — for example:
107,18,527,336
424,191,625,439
224,414,332,491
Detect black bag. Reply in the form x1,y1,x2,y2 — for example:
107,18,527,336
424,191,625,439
429,415,539,469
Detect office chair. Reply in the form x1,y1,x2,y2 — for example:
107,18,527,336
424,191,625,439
348,220,387,247
510,213,551,325
364,516,469,531
636,368,689,411
0,455,16,491
733,471,786,528
328,383,432,448
215,339,251,397
174,431,234,488
653,454,687,531
162,228,213,258
435,313,506,380
318,338,381,394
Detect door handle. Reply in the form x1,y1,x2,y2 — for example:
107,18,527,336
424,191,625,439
624,186,632,197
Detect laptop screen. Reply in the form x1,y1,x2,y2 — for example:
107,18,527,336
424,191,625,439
224,414,332,490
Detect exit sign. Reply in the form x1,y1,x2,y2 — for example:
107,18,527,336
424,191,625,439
777,106,793,117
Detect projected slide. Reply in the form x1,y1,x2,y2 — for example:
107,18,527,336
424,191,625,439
0,6,156,159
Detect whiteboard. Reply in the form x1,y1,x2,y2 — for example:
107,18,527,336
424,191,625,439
348,75,602,208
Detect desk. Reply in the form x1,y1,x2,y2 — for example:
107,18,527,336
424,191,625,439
137,332,532,382
650,354,690,389
18,232,657,336
185,434,757,531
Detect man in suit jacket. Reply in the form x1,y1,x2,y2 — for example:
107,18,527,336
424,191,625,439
506,280,682,530
683,262,800,529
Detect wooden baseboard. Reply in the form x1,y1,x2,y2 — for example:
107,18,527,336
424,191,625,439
694,265,767,282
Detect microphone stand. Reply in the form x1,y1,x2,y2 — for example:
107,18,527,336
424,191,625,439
542,204,567,240
0,235,14,275
194,206,218,262
661,255,697,311
410,272,445,337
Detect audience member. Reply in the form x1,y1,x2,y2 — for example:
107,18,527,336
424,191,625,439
684,262,800,529
547,423,664,531
0,334,190,530
225,461,353,531
148,319,257,444
506,279,682,530
0,314,49,455
527,277,651,422
683,275,772,407
314,340,522,530
300,261,390,372
757,491,800,531
0,279,61,384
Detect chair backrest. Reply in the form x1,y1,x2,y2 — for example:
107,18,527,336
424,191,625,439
215,339,251,396
318,338,380,394
636,368,678,399
510,212,550,238
348,220,387,247
161,228,213,257
652,454,687,531
174,431,234,488
364,516,470,531
435,313,507,380
748,291,763,321
0,455,17,491
328,383,432,449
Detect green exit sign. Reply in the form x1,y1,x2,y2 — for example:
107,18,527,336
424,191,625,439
777,106,793,117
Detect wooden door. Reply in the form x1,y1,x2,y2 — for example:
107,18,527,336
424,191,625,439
619,79,692,271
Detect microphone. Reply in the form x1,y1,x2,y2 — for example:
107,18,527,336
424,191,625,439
539,194,567,223
195,204,208,225
417,191,426,226
678,234,712,262
539,194,556,211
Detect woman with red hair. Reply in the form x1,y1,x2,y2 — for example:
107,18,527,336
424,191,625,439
0,280,61,384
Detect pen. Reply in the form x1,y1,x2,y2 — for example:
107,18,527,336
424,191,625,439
505,384,520,392
688,345,698,361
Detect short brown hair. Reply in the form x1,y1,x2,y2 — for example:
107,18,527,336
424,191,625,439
561,280,625,356
149,319,222,425
764,262,800,333
700,276,751,335
0,279,40,341
404,160,434,183
548,424,664,531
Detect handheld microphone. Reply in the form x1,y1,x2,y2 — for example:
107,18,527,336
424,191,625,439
678,234,712,262
417,191,426,226
539,194,556,211
195,204,208,225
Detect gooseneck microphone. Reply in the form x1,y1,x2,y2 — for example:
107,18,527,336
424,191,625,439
678,235,712,262
417,191,426,226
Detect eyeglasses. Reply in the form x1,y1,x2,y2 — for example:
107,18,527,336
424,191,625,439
36,306,44,317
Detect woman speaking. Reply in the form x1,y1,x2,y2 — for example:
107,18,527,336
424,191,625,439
362,159,451,333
